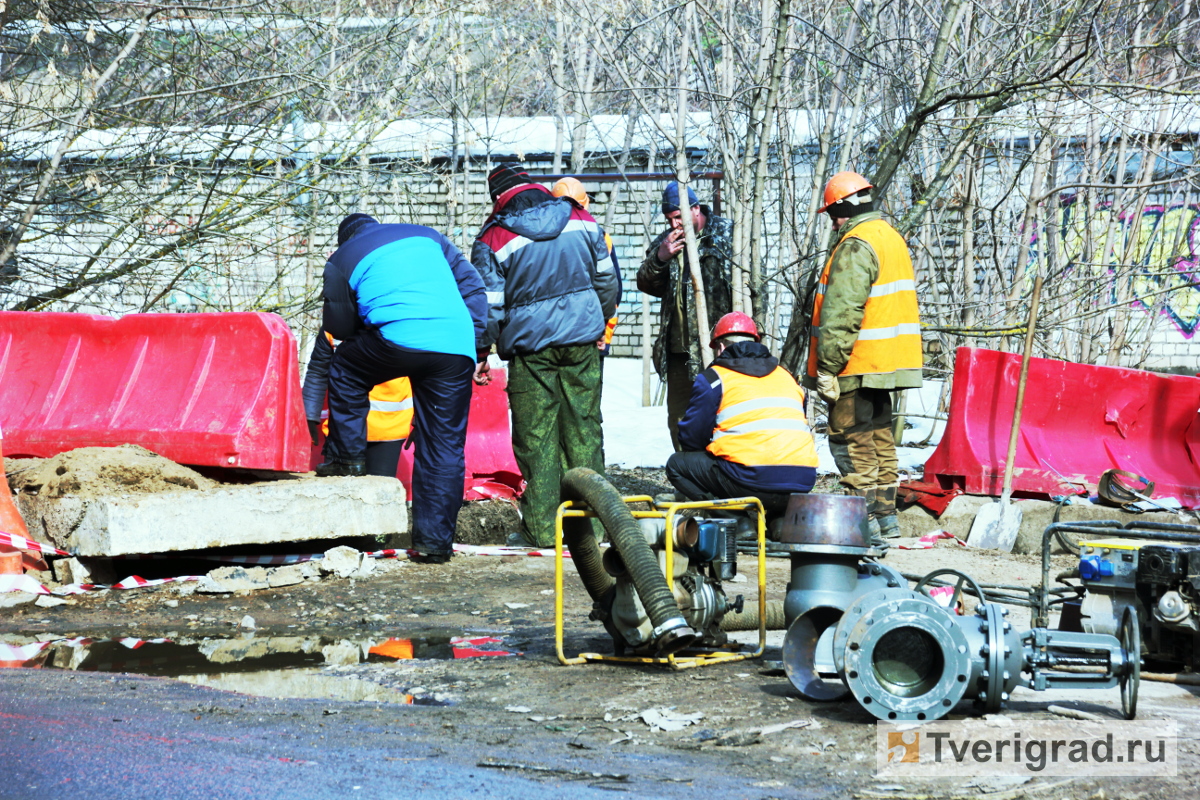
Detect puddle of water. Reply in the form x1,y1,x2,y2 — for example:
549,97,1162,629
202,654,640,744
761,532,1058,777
175,669,447,704
0,632,520,703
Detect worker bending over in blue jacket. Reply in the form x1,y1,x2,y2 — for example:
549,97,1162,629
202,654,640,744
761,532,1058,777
318,214,487,564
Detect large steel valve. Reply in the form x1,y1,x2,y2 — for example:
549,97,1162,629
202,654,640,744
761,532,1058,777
832,588,975,721
827,573,1142,722
778,494,901,701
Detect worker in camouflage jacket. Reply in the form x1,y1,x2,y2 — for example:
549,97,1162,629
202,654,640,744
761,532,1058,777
471,164,620,548
637,182,734,451
804,171,923,547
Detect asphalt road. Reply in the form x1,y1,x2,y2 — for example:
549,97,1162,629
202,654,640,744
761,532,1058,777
0,668,825,800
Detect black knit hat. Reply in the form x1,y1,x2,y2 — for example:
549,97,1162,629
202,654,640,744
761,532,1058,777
825,189,873,220
488,163,530,200
337,213,377,245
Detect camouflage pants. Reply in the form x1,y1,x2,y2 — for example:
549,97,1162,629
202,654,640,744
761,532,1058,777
665,352,694,453
827,387,899,518
508,344,605,547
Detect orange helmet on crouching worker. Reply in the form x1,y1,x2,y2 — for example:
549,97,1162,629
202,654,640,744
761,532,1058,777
710,312,761,348
817,171,873,214
551,177,589,209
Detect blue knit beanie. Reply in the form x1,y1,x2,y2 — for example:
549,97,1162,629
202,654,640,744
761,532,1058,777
661,182,699,214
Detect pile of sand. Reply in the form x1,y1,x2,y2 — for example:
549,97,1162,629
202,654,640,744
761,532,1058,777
5,445,217,499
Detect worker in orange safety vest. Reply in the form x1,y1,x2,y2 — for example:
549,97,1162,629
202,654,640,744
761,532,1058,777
303,329,413,478
666,312,817,522
804,171,923,547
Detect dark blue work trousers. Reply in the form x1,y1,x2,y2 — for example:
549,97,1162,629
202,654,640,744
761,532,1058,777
325,328,474,556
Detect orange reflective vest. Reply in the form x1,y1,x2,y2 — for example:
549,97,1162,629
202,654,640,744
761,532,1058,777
603,231,618,349
808,218,922,378
707,366,818,468
321,333,414,442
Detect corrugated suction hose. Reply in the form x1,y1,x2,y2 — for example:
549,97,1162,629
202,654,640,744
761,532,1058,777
562,468,697,655
719,599,787,632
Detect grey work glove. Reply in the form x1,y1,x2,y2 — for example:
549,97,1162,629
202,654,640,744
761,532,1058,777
815,372,841,405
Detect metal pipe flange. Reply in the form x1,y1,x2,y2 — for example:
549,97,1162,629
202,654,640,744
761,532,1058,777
836,589,974,721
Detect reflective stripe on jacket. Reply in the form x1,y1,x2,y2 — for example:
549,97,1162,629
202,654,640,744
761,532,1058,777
319,332,414,442
808,218,922,378
707,366,818,469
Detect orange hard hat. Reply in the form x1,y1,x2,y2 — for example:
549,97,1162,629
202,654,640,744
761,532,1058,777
551,177,589,209
817,171,873,213
710,312,761,348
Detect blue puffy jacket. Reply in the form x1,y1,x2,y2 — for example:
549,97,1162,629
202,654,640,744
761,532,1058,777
322,222,487,361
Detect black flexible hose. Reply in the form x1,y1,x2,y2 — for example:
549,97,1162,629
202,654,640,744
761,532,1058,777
562,468,696,653
560,514,614,604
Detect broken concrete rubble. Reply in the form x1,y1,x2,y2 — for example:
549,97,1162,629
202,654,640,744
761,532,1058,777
898,493,1186,554
267,563,310,588
319,545,374,579
0,591,36,608
196,566,271,594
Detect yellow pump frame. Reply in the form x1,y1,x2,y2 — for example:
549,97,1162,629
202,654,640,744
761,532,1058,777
553,495,768,670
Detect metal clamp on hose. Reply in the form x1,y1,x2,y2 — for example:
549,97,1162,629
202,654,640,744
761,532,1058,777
652,617,697,656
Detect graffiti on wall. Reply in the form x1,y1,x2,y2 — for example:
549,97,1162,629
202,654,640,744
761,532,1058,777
1052,200,1200,336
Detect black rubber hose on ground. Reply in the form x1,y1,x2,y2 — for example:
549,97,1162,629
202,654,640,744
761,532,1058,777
562,468,696,654
559,514,614,604
720,599,787,632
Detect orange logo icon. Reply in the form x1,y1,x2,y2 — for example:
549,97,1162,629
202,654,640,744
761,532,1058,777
887,731,920,763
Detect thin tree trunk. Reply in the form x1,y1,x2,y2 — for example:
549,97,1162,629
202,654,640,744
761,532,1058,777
748,0,791,320
551,0,567,173
675,1,713,367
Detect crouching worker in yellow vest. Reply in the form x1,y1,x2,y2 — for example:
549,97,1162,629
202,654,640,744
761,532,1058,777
804,171,923,548
303,328,414,477
665,312,818,530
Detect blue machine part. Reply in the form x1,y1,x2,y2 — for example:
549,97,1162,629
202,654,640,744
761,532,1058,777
688,519,734,563
1080,556,1116,581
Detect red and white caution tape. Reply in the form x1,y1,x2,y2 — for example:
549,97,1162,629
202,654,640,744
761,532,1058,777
114,553,320,566
449,543,582,558
897,530,967,550
2,574,203,596
0,530,69,556
366,544,572,559
0,640,51,663
0,574,51,595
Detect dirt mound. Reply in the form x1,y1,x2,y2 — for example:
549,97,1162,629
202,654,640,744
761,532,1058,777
603,466,672,498
6,445,217,498
455,499,521,545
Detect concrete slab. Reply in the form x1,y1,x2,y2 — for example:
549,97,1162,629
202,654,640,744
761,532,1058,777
899,494,1191,555
19,476,407,557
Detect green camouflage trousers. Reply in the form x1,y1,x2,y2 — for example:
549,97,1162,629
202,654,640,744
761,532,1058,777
508,344,606,547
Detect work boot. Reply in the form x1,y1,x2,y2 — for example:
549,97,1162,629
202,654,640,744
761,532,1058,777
866,515,882,541
878,514,901,540
315,459,366,477
735,515,758,542
506,530,536,548
409,551,451,564
654,492,686,506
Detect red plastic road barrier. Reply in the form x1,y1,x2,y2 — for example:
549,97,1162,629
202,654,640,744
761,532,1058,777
922,347,1200,508
307,367,523,500
0,311,310,472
